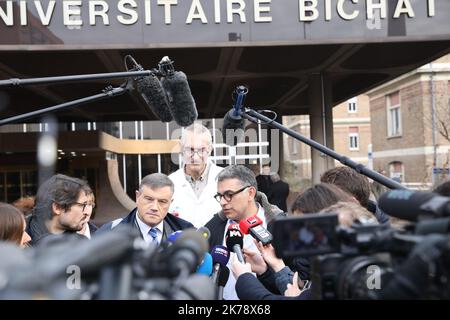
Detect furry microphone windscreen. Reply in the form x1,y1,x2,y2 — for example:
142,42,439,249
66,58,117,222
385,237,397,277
161,71,198,127
135,75,173,122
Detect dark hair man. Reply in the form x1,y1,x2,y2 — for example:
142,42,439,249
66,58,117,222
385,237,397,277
26,174,93,246
100,173,193,244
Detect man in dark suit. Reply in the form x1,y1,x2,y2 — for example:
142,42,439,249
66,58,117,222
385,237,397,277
268,173,289,212
256,164,273,198
99,173,193,244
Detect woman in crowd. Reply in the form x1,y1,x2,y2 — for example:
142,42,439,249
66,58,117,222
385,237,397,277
0,202,32,248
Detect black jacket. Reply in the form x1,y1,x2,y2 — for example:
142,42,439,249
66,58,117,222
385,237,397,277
88,221,98,234
269,180,290,212
26,214,85,247
256,175,273,198
98,208,194,241
235,273,311,300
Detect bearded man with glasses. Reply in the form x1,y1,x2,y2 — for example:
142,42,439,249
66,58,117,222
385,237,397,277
204,165,285,300
26,174,94,246
168,123,223,228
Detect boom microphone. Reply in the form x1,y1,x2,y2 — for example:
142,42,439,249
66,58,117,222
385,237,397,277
225,224,245,263
378,190,450,222
159,56,198,127
239,215,273,245
222,86,247,145
135,74,173,122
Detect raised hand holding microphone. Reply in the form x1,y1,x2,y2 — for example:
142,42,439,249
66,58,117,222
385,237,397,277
230,254,252,280
255,239,286,273
242,249,268,275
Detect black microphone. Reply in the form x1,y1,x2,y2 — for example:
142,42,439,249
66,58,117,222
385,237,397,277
166,229,209,277
135,74,173,122
217,266,230,300
225,224,245,263
159,56,198,127
222,86,247,145
378,189,450,222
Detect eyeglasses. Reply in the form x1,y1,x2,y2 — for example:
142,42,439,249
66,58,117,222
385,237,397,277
214,185,250,203
72,202,95,211
183,147,209,157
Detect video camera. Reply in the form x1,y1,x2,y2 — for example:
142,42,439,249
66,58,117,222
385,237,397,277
272,190,450,299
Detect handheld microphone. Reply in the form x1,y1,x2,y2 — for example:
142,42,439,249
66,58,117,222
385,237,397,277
135,74,173,122
217,266,230,300
210,245,230,284
196,252,213,276
378,190,450,222
222,86,247,145
225,224,245,263
159,56,198,127
239,215,273,245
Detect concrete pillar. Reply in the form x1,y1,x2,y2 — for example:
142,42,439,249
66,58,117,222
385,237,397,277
308,73,335,184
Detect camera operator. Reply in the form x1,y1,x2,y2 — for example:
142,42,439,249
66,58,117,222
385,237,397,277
320,167,390,225
99,173,194,244
204,165,285,300
370,234,450,300
231,255,311,300
231,200,378,300
279,184,358,284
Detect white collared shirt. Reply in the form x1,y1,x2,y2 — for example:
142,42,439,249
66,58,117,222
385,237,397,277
78,223,91,239
222,204,267,300
136,210,164,245
84,224,92,239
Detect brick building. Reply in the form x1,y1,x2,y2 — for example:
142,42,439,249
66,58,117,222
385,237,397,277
368,55,450,189
283,95,372,191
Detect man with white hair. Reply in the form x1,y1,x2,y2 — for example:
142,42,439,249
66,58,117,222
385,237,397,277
169,123,223,228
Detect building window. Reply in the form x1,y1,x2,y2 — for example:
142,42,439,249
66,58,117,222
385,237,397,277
348,97,358,113
349,127,359,150
0,170,37,203
387,92,402,137
389,161,404,183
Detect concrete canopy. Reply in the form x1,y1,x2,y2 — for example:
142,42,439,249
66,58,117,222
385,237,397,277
1,41,449,123
1,0,450,123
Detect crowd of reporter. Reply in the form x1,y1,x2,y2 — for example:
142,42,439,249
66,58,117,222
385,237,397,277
0,123,449,300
